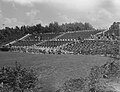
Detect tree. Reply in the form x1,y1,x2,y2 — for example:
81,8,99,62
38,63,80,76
84,22,94,30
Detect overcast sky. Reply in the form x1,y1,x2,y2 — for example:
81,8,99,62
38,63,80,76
0,0,120,29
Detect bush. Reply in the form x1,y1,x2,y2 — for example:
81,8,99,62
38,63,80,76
0,62,38,92
59,59,120,92
88,60,120,92
60,77,86,92
100,60,120,79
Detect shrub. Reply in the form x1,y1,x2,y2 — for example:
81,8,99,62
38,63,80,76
100,60,120,79
88,60,120,92
59,59,120,92
0,62,38,92
61,77,86,92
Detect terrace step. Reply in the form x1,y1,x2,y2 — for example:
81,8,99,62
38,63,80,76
35,33,67,46
5,34,32,46
49,32,67,41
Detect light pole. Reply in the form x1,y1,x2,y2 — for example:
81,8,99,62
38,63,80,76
118,23,120,57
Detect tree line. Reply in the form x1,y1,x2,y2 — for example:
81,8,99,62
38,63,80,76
0,22,94,45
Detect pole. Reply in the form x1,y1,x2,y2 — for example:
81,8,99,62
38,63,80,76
118,23,120,57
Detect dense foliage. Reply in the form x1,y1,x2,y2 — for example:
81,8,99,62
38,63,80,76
58,59,120,92
60,77,86,92
107,22,119,37
0,62,38,92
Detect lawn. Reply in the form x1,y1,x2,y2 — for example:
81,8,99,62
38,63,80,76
0,52,110,90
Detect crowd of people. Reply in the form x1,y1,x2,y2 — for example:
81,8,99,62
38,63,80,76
63,39,119,57
10,46,64,54
36,40,71,48
9,38,119,58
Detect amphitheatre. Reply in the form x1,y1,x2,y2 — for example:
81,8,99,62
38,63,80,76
0,22,120,92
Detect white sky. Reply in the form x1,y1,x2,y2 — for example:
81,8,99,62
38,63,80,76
0,0,120,28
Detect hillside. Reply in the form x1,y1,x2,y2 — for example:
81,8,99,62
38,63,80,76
0,52,110,89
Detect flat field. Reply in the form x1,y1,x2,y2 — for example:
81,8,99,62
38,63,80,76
0,52,110,90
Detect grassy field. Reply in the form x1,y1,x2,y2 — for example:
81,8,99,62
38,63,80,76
0,52,111,90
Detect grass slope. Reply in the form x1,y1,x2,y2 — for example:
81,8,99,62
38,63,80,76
0,52,110,90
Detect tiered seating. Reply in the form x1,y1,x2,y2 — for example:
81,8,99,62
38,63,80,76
11,41,40,46
63,40,119,56
23,33,61,41
22,35,40,41
10,33,61,47
10,30,119,56
40,33,61,40
10,30,102,48
57,30,102,40
37,41,72,48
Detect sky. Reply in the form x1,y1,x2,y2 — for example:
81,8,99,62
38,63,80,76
0,0,120,29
